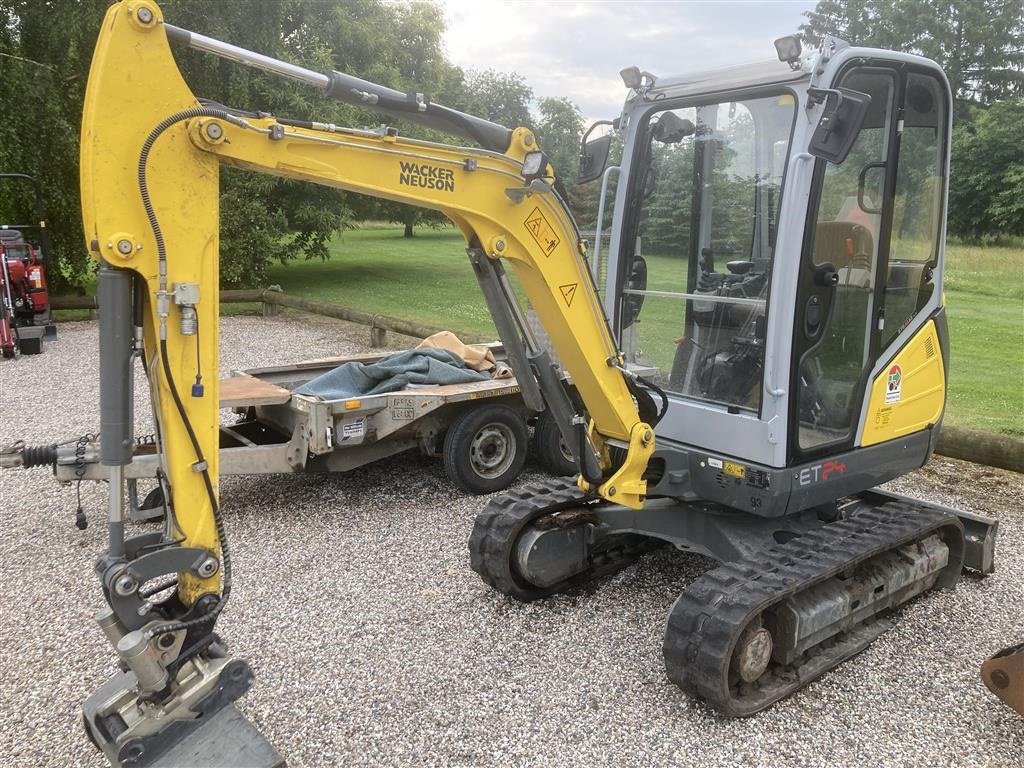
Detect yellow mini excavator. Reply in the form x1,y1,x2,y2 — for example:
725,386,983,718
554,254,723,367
64,2,1004,764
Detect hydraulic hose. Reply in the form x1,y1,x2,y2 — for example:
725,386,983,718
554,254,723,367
136,107,241,638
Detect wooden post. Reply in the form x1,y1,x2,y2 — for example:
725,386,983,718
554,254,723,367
261,285,282,317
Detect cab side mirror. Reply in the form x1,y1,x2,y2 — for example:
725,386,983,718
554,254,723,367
577,120,615,184
578,134,612,184
808,87,871,165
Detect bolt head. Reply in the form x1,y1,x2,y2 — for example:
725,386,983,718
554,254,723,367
116,239,133,255
114,575,138,596
495,239,505,252
197,557,220,578
136,7,154,23
991,669,1010,690
524,135,534,146
205,122,223,140
607,486,616,496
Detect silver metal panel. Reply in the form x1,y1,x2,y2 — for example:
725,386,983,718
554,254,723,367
653,395,785,466
623,288,766,307
640,59,807,103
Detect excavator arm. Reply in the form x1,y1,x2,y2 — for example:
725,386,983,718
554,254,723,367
78,2,653,763
82,1,653,521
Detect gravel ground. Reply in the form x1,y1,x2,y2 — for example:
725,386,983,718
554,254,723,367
1,313,1021,768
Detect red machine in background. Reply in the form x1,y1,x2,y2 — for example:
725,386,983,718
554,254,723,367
0,174,56,357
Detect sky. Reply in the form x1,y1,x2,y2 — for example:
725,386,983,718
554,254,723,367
439,0,817,120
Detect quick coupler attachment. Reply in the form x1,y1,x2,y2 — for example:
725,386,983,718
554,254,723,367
83,619,283,767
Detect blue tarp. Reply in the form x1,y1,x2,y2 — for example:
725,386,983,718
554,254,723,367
294,347,489,401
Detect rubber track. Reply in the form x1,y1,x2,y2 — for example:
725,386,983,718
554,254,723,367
469,478,660,601
663,501,964,717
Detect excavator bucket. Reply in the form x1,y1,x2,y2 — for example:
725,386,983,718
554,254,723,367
83,667,285,768
981,642,1024,717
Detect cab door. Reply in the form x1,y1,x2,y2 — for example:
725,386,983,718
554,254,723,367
791,63,949,460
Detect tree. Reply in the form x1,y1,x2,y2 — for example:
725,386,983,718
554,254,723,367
948,100,1024,239
535,97,584,184
535,96,592,226
0,1,110,292
158,0,353,284
0,0,463,285
459,70,534,129
800,0,1023,108
303,0,464,237
641,142,696,252
361,67,537,237
801,0,1024,239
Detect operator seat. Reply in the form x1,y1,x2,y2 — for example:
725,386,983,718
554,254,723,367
812,221,873,272
797,221,877,434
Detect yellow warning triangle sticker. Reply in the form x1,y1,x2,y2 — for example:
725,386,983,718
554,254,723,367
526,217,543,235
559,283,577,307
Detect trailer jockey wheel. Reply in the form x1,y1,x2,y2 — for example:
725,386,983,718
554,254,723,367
532,409,577,477
443,403,528,494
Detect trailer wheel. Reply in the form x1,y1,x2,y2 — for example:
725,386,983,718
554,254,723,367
443,404,528,494
532,410,577,477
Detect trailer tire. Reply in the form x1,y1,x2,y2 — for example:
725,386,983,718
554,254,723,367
532,410,577,477
443,404,528,494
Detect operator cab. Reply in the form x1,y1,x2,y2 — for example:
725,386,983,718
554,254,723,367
618,85,795,416
592,38,950,504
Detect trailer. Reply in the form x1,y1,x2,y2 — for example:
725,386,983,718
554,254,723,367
2,346,575,517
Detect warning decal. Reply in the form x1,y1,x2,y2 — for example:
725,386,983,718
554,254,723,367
723,461,745,479
524,207,560,256
559,283,577,307
873,406,893,427
885,364,902,404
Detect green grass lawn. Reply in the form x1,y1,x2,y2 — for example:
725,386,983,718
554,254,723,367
944,240,1024,435
267,226,502,338
261,227,1022,435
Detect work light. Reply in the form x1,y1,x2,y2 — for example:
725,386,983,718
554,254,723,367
774,35,802,64
521,151,549,182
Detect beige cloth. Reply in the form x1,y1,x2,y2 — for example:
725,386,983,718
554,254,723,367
416,331,513,379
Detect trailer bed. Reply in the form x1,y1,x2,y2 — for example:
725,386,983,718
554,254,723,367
42,346,551,502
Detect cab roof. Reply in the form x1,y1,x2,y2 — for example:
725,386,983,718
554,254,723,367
643,58,809,104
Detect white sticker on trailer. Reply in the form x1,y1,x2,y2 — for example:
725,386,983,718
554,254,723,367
708,457,723,469
342,419,365,440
